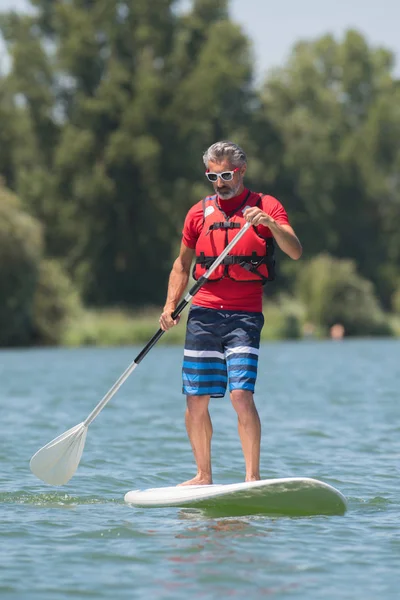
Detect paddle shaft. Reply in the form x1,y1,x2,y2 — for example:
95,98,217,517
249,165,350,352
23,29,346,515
83,221,252,426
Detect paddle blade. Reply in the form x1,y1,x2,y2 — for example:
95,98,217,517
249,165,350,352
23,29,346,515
30,422,88,486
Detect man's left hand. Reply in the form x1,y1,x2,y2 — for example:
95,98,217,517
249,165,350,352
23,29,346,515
243,206,274,228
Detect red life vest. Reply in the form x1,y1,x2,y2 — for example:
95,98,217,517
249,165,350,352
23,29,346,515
193,192,275,283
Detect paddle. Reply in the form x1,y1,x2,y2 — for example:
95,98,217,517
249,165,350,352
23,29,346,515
30,221,253,486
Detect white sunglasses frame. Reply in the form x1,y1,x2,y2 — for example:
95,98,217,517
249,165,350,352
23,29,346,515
205,167,240,182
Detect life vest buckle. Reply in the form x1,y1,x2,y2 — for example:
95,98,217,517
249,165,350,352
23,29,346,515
250,252,263,266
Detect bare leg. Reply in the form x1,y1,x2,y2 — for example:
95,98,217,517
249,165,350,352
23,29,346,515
178,394,213,486
230,389,261,481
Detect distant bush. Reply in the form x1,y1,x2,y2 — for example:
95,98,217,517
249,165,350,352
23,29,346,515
0,185,42,346
389,315,400,337
262,296,303,340
0,184,83,347
392,286,400,315
295,254,392,336
32,259,83,345
63,307,188,347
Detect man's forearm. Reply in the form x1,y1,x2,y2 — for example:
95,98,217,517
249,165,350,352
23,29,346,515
267,220,302,260
163,260,190,312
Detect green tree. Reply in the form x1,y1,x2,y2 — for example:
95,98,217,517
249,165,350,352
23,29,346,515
0,184,42,345
0,78,17,189
0,0,255,307
257,30,400,307
0,11,60,239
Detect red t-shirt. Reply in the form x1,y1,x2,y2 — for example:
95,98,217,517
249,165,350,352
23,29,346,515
182,188,290,312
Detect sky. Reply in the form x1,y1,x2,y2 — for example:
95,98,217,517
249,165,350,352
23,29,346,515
1,0,399,79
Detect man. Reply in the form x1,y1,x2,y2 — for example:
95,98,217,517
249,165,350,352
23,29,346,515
160,141,302,486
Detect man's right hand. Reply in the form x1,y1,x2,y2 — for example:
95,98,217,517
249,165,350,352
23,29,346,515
159,308,181,331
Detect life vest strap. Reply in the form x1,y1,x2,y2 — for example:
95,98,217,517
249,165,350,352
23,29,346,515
208,222,241,231
196,252,267,267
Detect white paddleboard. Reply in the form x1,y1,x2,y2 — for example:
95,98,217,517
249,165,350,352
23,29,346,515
124,477,347,517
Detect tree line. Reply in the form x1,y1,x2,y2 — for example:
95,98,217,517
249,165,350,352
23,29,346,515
1,0,399,345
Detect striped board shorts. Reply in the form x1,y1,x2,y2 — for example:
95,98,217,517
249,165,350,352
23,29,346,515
182,306,264,398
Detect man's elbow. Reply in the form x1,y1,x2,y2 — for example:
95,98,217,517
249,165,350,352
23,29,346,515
290,244,303,260
173,257,191,276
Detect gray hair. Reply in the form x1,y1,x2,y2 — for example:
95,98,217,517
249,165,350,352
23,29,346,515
203,141,247,168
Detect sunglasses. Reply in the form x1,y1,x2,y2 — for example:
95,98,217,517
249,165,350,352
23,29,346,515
205,167,240,182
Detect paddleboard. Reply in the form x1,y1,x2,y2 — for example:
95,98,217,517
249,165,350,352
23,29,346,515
124,477,347,517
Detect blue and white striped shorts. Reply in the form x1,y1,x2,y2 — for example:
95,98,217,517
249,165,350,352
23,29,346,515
182,306,264,398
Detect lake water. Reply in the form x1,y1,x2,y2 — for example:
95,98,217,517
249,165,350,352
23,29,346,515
1,339,400,599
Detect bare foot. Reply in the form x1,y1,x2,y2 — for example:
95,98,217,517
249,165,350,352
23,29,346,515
177,475,212,486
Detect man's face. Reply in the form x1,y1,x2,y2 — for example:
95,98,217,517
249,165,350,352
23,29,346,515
206,159,246,200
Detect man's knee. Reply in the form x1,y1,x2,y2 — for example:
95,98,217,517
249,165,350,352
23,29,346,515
186,394,210,415
230,389,255,405
230,389,257,413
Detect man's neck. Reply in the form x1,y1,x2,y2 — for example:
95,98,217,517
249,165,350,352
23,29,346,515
217,188,249,214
